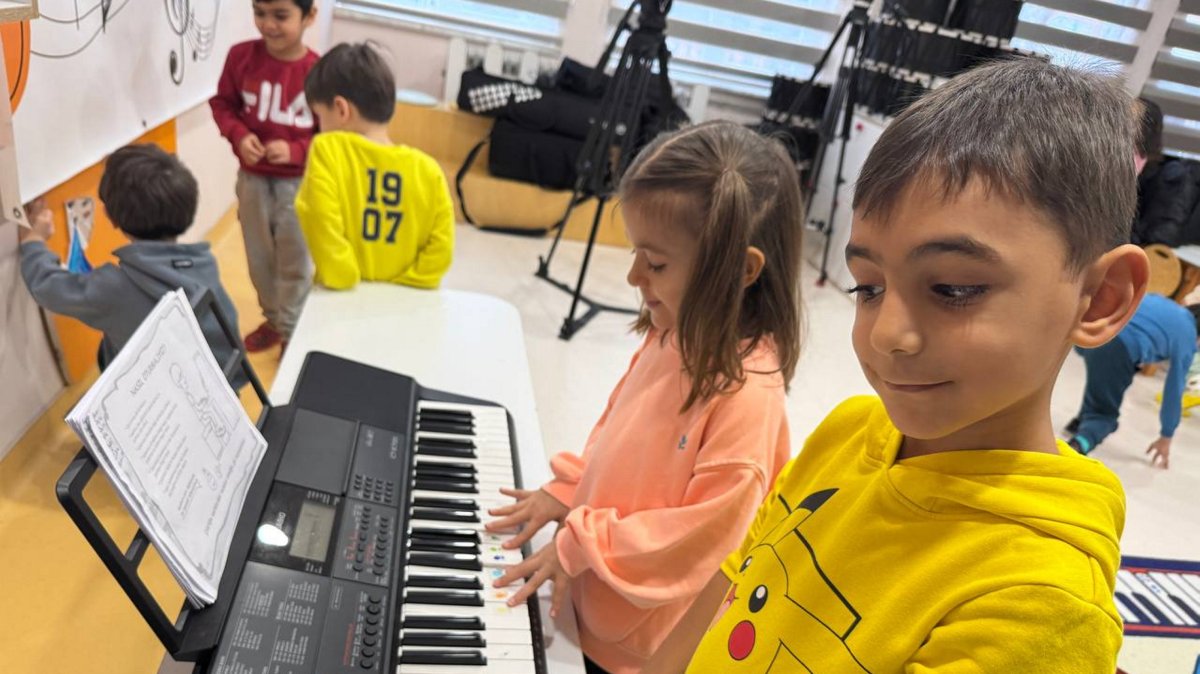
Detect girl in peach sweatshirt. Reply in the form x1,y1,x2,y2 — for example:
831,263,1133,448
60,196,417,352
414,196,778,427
487,121,805,673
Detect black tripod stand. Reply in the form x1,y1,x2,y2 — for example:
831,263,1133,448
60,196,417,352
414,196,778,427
766,0,886,286
535,0,675,340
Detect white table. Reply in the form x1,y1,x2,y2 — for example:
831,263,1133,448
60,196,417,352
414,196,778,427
272,283,587,674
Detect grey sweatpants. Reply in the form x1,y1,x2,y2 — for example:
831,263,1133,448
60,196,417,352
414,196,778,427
236,170,313,338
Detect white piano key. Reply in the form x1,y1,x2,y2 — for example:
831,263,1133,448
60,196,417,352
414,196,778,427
409,518,488,533
411,490,510,508
1151,573,1200,614
401,602,531,629
402,643,535,661
415,452,513,470
419,401,510,419
1146,573,1199,625
1164,573,1200,615
1114,574,1157,622
1180,572,1200,600
1132,571,1188,625
480,545,524,567
397,659,537,674
406,564,514,588
415,455,514,477
1113,596,1139,622
1119,570,1184,625
400,627,533,646
418,430,512,446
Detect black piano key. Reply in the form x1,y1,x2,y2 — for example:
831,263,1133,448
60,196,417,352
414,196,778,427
411,507,479,523
417,459,477,473
407,573,483,590
401,631,486,648
419,409,475,422
402,615,484,631
398,650,486,666
405,589,485,607
414,479,478,494
418,437,476,450
1116,593,1150,623
1133,593,1170,623
412,497,479,511
419,420,476,435
410,551,483,571
410,527,480,542
410,537,479,553
1170,595,1200,624
417,445,476,459
415,465,478,481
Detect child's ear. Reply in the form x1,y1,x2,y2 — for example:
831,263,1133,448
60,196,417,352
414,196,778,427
1073,244,1149,348
743,246,765,288
304,3,318,26
333,95,352,121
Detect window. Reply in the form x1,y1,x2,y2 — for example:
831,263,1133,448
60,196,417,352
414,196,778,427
1010,0,1150,70
336,0,566,48
1142,2,1200,157
606,0,843,99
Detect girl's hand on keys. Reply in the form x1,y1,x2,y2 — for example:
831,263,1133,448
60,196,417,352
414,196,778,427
485,488,569,549
494,535,570,618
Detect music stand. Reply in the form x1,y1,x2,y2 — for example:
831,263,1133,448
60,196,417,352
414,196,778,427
54,290,281,662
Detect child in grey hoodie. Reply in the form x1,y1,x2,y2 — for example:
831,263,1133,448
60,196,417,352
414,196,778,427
19,144,247,389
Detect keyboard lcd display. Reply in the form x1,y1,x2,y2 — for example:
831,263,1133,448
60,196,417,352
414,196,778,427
290,501,336,562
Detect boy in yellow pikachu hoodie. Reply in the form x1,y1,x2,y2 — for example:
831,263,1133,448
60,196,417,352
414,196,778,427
646,58,1144,673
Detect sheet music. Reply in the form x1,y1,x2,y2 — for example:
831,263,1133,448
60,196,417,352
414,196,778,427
66,290,266,606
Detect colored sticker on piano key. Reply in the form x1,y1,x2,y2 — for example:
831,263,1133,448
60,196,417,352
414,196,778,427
482,545,524,566
482,587,526,604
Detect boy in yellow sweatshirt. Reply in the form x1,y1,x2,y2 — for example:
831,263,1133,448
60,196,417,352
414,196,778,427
295,43,454,290
646,59,1149,673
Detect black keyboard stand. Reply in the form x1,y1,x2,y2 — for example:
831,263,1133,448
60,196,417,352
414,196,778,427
54,289,283,663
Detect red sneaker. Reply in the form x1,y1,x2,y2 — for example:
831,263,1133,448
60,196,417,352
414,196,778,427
244,322,282,353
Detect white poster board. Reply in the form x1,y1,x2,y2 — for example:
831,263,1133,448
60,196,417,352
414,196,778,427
1,23,51,461
14,0,257,199
0,225,63,459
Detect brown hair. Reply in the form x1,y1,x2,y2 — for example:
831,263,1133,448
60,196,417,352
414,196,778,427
99,144,198,241
854,57,1138,272
620,121,805,411
305,43,396,124
1136,96,1164,165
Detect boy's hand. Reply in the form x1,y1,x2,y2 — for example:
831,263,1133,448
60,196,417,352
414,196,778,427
264,140,291,165
486,488,569,550
238,134,265,164
493,535,570,618
1146,436,1171,469
19,198,53,242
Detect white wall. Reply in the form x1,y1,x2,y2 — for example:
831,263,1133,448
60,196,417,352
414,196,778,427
327,0,763,122
179,6,338,243
177,103,241,243
330,15,454,100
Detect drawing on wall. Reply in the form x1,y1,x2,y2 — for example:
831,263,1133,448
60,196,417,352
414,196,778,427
30,0,224,87
10,1,256,199
64,197,95,274
1,21,30,111
165,0,223,85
